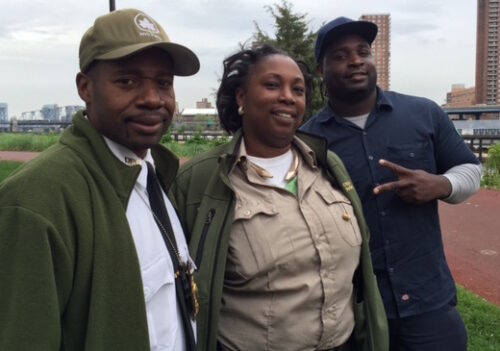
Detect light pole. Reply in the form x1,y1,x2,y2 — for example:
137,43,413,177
109,0,115,12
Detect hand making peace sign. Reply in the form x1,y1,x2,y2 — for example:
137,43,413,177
373,159,452,204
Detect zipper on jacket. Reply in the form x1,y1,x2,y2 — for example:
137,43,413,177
206,201,232,351
195,208,215,267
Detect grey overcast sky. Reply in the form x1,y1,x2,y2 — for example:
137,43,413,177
0,0,476,118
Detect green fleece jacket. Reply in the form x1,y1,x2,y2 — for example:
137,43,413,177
0,111,179,350
171,130,389,351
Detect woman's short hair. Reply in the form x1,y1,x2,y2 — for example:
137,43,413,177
216,44,313,134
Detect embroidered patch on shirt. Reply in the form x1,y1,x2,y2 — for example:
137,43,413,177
343,181,354,192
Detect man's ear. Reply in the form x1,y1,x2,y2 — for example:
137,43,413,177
76,72,92,103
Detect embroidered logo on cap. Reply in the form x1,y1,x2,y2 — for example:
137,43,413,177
134,13,161,40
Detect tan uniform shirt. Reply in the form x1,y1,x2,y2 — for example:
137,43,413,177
218,137,362,350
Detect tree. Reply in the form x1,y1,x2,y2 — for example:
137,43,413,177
253,0,324,118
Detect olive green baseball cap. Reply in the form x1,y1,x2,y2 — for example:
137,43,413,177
79,8,200,76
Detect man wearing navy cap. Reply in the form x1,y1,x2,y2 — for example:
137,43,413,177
301,16,481,351
0,9,199,350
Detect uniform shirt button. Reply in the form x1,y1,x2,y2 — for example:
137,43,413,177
144,286,151,298
401,294,410,301
380,211,386,216
244,210,251,216
388,267,395,274
368,155,374,161
409,152,415,158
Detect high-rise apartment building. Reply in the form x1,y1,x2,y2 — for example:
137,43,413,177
0,103,8,121
476,0,500,105
360,14,391,91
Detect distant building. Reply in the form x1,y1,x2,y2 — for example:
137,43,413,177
475,0,500,104
360,14,391,91
0,103,8,121
196,98,213,109
19,104,84,121
41,104,60,121
20,110,44,120
60,105,84,121
445,84,476,107
179,108,219,130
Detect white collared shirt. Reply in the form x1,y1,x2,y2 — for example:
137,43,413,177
103,137,195,351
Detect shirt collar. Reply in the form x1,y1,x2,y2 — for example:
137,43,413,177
315,86,393,124
234,135,318,175
102,136,153,189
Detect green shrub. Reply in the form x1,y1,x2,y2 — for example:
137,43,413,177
482,143,500,189
0,133,59,151
161,131,173,144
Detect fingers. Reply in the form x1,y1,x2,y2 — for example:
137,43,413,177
373,159,408,195
373,180,400,195
378,159,411,176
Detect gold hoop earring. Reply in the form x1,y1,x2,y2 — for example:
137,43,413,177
238,106,244,116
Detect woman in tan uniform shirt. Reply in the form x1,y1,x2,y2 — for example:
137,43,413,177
173,44,388,351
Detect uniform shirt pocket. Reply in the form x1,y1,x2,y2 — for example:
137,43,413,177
314,186,362,247
228,200,291,281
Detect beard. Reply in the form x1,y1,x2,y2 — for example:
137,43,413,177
325,71,377,104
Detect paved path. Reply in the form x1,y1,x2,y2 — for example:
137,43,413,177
0,151,39,162
439,189,500,306
1,151,499,306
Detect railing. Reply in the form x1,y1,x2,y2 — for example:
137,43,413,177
170,130,228,141
3,122,500,162
461,135,500,162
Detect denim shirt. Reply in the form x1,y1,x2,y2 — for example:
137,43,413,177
301,88,479,318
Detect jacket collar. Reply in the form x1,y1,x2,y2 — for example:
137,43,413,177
59,110,178,207
217,129,330,176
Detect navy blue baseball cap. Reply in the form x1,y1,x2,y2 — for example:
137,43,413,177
315,17,378,63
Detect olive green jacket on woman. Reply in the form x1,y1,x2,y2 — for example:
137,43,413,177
171,130,389,351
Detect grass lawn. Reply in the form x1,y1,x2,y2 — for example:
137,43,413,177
458,285,500,350
0,160,499,349
0,161,22,183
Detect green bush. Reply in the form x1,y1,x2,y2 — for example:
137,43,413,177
0,133,59,151
161,131,173,144
482,143,500,189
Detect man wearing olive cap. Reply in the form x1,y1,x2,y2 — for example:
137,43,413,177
0,9,199,351
301,17,481,351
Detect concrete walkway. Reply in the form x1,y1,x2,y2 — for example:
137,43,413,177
0,151,39,162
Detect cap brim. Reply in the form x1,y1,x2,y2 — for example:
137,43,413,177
96,42,200,76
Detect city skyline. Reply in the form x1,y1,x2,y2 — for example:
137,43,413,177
360,14,391,91
0,0,477,118
475,0,500,105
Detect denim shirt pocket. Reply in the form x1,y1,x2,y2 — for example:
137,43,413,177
386,141,434,171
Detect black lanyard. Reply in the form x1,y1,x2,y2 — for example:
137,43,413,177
146,162,197,351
